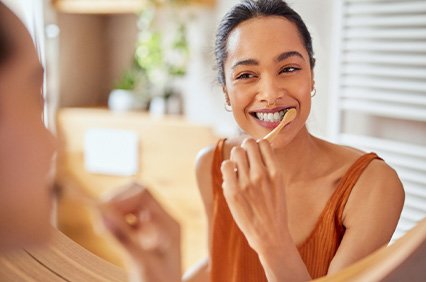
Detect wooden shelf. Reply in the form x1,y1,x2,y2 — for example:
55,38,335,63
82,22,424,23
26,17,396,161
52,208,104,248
52,0,148,14
52,0,216,14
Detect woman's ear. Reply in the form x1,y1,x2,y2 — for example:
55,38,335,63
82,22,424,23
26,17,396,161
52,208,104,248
223,86,231,106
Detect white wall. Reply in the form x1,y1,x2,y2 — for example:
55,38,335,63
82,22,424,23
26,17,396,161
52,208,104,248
288,0,335,138
183,0,336,138
181,5,239,137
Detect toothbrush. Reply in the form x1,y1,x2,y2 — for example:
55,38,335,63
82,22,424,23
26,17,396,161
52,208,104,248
262,108,297,142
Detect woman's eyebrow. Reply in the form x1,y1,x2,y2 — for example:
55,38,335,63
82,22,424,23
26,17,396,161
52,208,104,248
231,58,259,70
231,51,305,70
274,51,305,62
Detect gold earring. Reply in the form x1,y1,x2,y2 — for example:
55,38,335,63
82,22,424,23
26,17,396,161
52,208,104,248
224,93,231,104
224,93,232,112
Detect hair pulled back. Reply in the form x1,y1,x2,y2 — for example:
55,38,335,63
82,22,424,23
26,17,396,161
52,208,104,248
0,4,15,67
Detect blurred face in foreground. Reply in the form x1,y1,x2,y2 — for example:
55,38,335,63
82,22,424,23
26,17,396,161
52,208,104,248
0,3,56,251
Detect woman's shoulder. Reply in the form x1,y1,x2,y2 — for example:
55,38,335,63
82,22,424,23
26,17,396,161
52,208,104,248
315,137,403,188
319,138,405,213
220,136,245,161
196,144,216,175
319,137,395,175
195,136,243,176
314,138,364,175
342,148,405,236
319,138,404,231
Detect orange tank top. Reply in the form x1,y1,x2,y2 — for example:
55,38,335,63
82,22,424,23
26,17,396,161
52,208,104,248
210,139,381,281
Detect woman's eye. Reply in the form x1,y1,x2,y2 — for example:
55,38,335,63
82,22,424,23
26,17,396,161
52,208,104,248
279,67,300,74
236,73,255,80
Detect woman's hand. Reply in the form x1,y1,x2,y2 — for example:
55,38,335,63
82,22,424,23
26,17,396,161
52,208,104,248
221,138,291,254
100,183,182,282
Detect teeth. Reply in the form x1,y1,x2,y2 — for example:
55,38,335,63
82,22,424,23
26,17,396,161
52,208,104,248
256,110,287,122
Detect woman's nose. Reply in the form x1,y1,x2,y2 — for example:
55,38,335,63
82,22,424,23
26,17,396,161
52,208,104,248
256,75,284,106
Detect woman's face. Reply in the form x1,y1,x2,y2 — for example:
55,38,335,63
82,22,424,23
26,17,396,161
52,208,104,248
223,16,313,145
0,6,56,251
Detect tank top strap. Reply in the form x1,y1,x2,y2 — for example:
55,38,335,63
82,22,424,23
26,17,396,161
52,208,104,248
212,138,227,195
329,152,382,225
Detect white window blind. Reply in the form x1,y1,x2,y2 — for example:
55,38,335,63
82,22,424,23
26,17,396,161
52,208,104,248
330,0,426,240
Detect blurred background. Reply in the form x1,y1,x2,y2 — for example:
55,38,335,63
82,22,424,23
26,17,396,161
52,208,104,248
4,0,426,274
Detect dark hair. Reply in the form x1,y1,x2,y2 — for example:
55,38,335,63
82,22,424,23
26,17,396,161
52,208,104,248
0,1,14,67
0,3,14,67
215,0,315,86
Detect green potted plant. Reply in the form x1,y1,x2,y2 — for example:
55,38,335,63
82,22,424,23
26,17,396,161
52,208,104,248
109,3,189,114
108,64,150,112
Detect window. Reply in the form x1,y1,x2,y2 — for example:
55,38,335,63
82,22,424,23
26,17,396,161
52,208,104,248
330,0,426,240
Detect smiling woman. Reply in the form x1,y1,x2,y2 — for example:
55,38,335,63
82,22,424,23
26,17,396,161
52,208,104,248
186,0,405,281
0,1,409,281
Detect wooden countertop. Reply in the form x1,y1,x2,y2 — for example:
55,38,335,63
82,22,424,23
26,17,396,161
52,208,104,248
55,108,217,270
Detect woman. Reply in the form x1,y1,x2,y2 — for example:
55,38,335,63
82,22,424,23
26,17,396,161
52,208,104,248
0,1,404,281
0,1,56,252
0,3,181,282
189,0,405,281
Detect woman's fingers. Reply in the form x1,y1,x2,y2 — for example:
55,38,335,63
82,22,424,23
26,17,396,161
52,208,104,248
241,138,266,174
101,183,180,255
258,139,282,190
230,146,250,183
221,158,255,226
258,139,278,172
101,206,145,257
102,183,173,224
101,182,147,215
99,182,183,282
221,160,238,191
224,138,273,191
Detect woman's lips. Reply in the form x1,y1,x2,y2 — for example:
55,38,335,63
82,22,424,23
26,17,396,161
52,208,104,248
256,119,282,129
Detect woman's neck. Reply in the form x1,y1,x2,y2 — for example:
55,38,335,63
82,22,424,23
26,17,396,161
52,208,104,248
273,126,325,186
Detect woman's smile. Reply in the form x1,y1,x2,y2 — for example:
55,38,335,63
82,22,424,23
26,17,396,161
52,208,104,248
249,107,295,129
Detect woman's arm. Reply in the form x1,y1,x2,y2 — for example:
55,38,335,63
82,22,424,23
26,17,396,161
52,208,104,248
258,159,404,281
327,160,405,273
183,145,215,282
221,138,311,281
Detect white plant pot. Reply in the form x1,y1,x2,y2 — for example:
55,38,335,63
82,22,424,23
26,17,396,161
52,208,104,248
108,89,143,112
149,96,167,116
